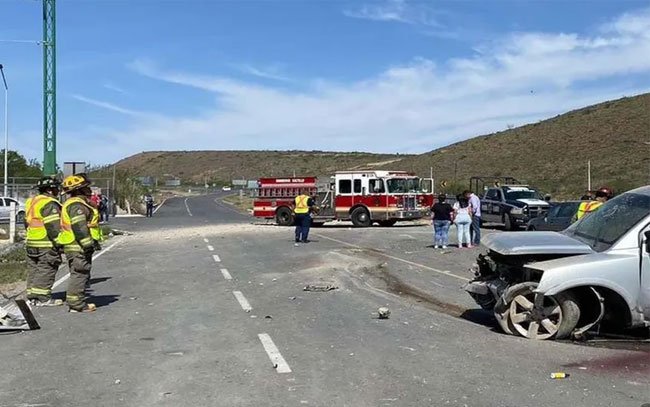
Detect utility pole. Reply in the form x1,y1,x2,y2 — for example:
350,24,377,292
587,160,591,192
0,64,8,196
42,0,57,175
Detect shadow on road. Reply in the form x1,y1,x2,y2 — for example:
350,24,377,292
90,294,120,308
89,277,112,285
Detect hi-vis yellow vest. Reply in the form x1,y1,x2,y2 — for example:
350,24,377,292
25,195,61,248
576,201,603,220
58,197,103,249
294,195,310,214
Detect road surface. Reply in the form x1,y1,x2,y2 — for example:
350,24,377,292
2,193,649,407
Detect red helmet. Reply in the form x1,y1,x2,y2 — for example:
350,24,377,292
595,187,613,199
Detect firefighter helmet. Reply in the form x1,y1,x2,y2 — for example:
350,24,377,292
34,176,61,192
62,173,92,193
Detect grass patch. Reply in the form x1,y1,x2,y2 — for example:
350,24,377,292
222,194,254,213
0,246,28,284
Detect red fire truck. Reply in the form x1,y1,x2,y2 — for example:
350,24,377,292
253,171,434,227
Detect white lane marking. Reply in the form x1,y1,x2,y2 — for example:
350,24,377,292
203,238,209,243
314,233,470,282
258,333,292,373
207,245,214,251
232,291,252,312
153,198,167,214
220,268,233,280
52,237,125,290
184,198,193,217
212,254,221,262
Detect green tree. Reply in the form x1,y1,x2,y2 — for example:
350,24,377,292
0,150,43,178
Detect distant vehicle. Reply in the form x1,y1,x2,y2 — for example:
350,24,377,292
464,185,650,340
253,171,434,227
222,186,232,191
480,185,549,230
526,201,580,231
0,197,26,224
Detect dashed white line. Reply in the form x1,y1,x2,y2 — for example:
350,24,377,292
232,291,252,312
184,198,193,217
220,268,233,280
52,237,125,290
258,333,292,373
207,245,214,251
203,238,209,243
212,254,221,262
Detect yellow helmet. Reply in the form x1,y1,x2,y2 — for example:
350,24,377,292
62,173,91,193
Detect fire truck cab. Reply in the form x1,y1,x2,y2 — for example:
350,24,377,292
253,171,434,227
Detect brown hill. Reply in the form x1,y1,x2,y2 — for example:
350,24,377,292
388,93,650,197
115,150,409,184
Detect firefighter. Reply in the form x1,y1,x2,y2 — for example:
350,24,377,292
58,173,103,313
293,189,314,244
25,176,64,307
575,186,613,221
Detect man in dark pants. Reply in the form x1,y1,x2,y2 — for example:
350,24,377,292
293,190,314,244
464,190,482,246
145,193,154,217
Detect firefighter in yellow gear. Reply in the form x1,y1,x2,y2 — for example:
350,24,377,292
25,177,64,307
58,173,103,313
575,187,613,221
293,190,315,244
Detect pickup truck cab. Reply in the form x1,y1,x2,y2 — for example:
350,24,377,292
480,185,549,230
0,197,26,224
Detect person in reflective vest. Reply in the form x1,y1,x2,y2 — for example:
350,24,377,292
25,176,64,307
58,173,103,313
575,187,613,221
293,190,315,244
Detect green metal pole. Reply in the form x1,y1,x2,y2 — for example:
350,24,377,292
42,0,56,175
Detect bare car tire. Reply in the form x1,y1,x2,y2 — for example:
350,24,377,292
504,214,516,231
350,207,371,227
275,207,294,226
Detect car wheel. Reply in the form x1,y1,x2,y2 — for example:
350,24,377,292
504,214,518,231
16,211,25,224
275,207,294,226
350,207,371,227
527,225,536,231
506,283,580,340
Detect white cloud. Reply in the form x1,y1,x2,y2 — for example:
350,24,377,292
237,64,290,82
103,82,128,94
71,94,149,117
52,7,650,165
343,0,440,26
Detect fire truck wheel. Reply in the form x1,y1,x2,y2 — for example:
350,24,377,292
351,207,372,227
378,220,397,227
275,207,294,226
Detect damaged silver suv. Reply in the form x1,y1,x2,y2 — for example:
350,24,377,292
464,186,650,340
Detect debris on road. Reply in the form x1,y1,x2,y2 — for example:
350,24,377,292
303,284,338,292
0,300,40,331
265,315,273,319
550,372,570,379
377,307,391,319
114,379,121,385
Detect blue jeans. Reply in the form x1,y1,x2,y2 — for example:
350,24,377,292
471,216,481,245
294,214,311,242
455,214,472,246
433,220,451,246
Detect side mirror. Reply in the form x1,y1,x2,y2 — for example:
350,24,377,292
645,230,650,253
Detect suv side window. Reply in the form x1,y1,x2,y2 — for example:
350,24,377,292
485,189,498,201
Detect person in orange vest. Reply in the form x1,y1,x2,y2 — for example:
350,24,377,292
58,174,103,313
24,176,64,307
575,186,613,221
293,189,315,244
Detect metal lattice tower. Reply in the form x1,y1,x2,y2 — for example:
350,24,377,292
42,0,56,175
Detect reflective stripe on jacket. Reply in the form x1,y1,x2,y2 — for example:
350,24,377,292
294,195,310,214
25,194,61,248
58,197,103,251
576,201,603,220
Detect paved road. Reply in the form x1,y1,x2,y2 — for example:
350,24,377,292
2,194,649,407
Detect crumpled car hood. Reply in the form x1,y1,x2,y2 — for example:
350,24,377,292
483,231,594,255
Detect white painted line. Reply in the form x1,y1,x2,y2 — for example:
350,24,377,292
184,198,193,217
232,291,252,312
203,238,209,243
314,233,470,282
212,254,221,262
153,198,167,214
258,333,292,373
220,268,233,280
52,237,125,290
207,245,214,251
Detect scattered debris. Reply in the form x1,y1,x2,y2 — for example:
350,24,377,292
289,296,296,300
114,379,121,385
272,278,277,282
550,372,570,379
273,363,279,369
377,307,391,319
166,352,184,356
303,284,338,292
265,315,273,319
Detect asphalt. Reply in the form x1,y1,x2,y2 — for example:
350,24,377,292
1,193,649,407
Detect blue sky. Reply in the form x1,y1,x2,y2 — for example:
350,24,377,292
2,0,650,166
